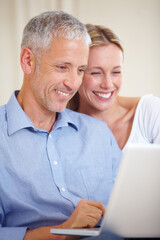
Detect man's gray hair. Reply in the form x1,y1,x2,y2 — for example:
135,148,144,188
21,11,91,57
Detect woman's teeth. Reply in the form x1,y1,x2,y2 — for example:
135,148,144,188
95,92,111,99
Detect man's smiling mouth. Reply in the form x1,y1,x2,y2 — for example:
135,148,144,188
55,90,70,96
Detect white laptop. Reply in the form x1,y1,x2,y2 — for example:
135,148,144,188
50,144,160,238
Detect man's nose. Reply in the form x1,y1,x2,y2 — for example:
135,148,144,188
64,70,83,91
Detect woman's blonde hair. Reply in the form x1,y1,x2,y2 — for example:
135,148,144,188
67,24,123,111
85,24,123,51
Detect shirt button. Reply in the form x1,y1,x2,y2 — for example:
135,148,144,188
61,187,66,192
49,134,52,138
53,161,58,165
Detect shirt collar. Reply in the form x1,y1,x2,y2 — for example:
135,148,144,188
6,91,35,135
54,109,78,131
6,91,78,135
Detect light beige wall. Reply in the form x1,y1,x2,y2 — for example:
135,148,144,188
76,0,160,97
0,0,160,106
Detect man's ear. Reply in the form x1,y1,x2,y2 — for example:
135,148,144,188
20,47,36,74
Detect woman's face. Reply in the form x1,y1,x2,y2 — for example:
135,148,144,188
78,43,123,112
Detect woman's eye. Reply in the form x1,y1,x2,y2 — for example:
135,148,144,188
91,72,101,75
113,71,121,74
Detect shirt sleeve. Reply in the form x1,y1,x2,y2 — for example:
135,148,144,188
0,227,27,240
0,208,27,240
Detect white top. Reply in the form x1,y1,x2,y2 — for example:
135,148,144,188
124,94,160,150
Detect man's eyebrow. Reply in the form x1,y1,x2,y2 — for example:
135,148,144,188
80,65,88,69
65,63,88,69
56,62,87,68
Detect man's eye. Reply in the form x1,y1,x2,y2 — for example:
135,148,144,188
56,65,67,70
78,69,85,74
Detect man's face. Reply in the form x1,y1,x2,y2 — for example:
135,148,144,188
30,37,89,113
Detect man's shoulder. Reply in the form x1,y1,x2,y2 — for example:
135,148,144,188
65,108,104,122
0,104,6,122
0,105,7,137
64,108,110,132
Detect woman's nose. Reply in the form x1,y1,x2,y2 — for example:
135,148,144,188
100,74,113,89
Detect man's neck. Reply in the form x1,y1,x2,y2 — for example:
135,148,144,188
17,89,56,132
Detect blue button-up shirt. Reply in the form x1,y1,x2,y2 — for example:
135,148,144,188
0,92,122,240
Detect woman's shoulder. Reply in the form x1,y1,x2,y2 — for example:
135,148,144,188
137,94,160,113
139,94,160,104
118,94,160,114
117,96,141,110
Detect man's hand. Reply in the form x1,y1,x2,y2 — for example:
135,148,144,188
23,200,106,240
61,200,106,229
